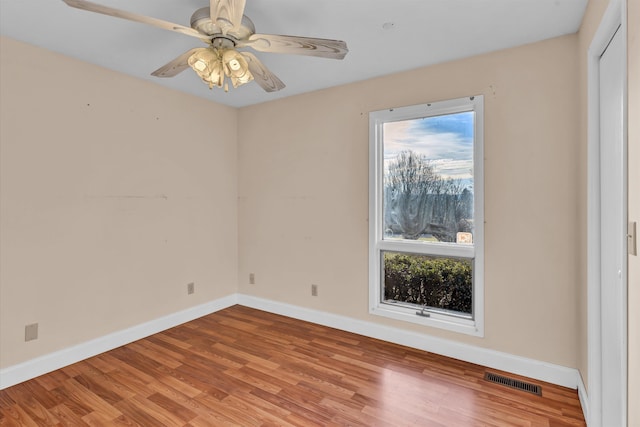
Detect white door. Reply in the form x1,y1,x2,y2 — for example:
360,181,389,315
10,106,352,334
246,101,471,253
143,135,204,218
599,25,627,427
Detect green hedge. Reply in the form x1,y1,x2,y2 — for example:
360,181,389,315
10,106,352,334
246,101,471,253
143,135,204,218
383,253,472,314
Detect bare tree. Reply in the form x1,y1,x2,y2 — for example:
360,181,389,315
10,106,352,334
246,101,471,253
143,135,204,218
385,151,443,239
385,150,472,241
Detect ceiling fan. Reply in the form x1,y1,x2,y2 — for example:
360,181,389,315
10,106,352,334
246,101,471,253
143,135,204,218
61,0,349,93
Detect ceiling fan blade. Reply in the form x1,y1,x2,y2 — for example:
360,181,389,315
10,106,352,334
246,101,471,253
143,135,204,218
210,0,246,34
62,0,209,40
240,34,348,59
240,52,285,92
151,48,202,78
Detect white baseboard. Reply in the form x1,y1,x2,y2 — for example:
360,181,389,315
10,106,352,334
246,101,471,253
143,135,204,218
237,294,581,390
577,372,590,426
0,294,238,390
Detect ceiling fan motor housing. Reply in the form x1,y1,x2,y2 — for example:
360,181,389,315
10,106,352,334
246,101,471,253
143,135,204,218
190,7,255,42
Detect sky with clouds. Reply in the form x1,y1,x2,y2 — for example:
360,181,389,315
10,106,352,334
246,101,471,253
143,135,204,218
383,111,474,184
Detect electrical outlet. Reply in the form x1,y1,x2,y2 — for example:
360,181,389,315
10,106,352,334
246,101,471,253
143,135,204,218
187,282,195,295
249,273,255,284
311,284,318,296
25,323,38,342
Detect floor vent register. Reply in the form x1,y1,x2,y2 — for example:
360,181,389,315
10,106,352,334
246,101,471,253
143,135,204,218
484,372,542,396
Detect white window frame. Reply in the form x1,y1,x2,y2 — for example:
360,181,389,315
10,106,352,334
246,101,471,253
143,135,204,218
368,96,484,336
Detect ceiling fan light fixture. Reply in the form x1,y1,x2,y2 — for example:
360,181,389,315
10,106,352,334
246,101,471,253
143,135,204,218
187,47,253,91
188,48,216,74
222,50,253,88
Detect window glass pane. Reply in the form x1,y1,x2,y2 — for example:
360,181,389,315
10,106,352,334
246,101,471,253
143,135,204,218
383,112,474,243
382,251,473,315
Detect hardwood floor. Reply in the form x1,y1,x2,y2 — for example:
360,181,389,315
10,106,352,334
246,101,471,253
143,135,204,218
0,305,585,426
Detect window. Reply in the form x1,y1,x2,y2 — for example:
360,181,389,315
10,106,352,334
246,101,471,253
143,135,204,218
369,96,484,336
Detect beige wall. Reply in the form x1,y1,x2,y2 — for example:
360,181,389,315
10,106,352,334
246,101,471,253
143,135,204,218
238,35,581,367
0,37,238,368
627,0,639,424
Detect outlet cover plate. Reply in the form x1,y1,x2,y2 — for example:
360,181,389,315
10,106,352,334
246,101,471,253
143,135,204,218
25,323,38,341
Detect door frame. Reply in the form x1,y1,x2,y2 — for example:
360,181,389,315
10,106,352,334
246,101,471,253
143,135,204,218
587,0,628,425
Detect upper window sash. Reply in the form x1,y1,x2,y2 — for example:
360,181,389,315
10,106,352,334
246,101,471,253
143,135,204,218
370,96,484,250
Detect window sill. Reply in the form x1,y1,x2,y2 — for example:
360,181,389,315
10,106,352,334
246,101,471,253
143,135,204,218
370,303,484,337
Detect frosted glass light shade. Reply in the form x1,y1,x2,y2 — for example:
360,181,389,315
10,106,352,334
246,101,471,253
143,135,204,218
188,47,253,90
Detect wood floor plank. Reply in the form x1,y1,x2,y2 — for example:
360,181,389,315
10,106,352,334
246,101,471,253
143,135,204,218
0,391,15,411
61,378,122,420
151,375,202,400
33,370,71,393
4,381,59,411
125,341,183,370
72,374,128,406
229,390,293,423
1,404,42,427
80,410,120,427
48,404,89,427
47,386,93,419
252,387,333,426
0,306,586,426
223,367,283,395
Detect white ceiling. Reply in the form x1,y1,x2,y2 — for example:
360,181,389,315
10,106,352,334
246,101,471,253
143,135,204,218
0,0,587,108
